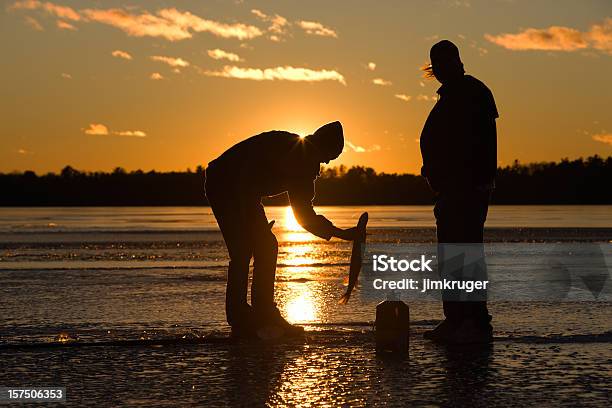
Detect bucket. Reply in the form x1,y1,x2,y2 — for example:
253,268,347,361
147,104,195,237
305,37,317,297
375,300,410,353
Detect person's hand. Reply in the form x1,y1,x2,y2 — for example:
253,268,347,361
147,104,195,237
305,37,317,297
333,227,358,241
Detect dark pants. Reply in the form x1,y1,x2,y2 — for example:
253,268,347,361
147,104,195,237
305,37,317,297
434,189,491,325
205,168,278,326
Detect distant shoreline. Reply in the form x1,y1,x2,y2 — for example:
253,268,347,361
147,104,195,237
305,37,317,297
3,155,611,205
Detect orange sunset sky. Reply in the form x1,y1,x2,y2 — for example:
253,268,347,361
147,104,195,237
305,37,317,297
1,0,611,174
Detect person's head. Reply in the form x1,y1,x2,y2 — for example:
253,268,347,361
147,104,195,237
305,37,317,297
305,121,344,164
423,40,465,84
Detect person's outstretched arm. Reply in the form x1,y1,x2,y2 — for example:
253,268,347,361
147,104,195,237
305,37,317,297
288,178,356,241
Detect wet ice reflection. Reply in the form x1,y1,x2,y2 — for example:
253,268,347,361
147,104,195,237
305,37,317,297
284,282,319,323
277,207,323,323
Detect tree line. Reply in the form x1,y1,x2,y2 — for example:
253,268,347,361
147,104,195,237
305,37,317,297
2,155,611,205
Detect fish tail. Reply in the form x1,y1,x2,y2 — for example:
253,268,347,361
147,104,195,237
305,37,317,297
338,293,351,304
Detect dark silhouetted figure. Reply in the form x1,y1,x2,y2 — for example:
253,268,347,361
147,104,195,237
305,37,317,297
419,40,498,344
205,122,356,338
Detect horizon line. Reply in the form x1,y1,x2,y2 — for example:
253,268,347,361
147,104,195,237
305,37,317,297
3,154,611,176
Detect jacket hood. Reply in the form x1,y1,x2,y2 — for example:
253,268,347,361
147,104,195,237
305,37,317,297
306,121,344,160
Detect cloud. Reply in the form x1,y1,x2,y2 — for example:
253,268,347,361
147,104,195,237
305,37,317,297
367,62,376,71
11,0,80,21
346,141,381,153
80,8,189,41
24,16,43,30
156,8,262,40
78,7,262,41
372,78,392,86
11,2,263,41
150,72,164,80
297,20,337,38
251,9,267,20
485,19,612,54
17,148,33,155
151,55,190,67
56,19,76,30
201,65,346,85
395,94,412,102
417,94,435,101
113,130,146,138
251,10,337,41
61,72,71,79
83,123,109,135
83,123,146,137
592,133,612,146
251,9,289,40
12,2,344,44
111,50,132,60
269,14,288,34
485,26,587,51
346,141,365,153
588,19,612,53
207,48,242,62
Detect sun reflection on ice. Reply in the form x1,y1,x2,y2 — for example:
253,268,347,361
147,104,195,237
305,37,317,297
285,283,318,323
284,206,301,231
280,207,322,323
284,244,313,267
283,206,316,243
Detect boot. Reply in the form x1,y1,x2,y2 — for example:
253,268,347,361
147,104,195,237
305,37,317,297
229,304,258,339
254,305,304,339
448,319,493,345
423,319,459,343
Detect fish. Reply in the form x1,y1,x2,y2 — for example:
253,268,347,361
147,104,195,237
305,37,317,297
339,212,368,304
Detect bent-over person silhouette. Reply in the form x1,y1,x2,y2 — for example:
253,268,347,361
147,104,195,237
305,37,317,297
205,121,357,339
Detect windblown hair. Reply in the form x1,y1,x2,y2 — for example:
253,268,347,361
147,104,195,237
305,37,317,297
421,63,435,79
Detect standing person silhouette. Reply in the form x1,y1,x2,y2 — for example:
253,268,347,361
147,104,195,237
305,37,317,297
420,40,498,344
205,122,357,339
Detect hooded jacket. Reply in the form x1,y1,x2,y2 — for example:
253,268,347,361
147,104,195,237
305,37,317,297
207,131,335,240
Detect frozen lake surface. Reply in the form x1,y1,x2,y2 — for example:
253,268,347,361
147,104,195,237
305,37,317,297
0,206,610,406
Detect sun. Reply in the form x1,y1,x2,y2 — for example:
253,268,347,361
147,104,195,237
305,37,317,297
285,126,309,138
